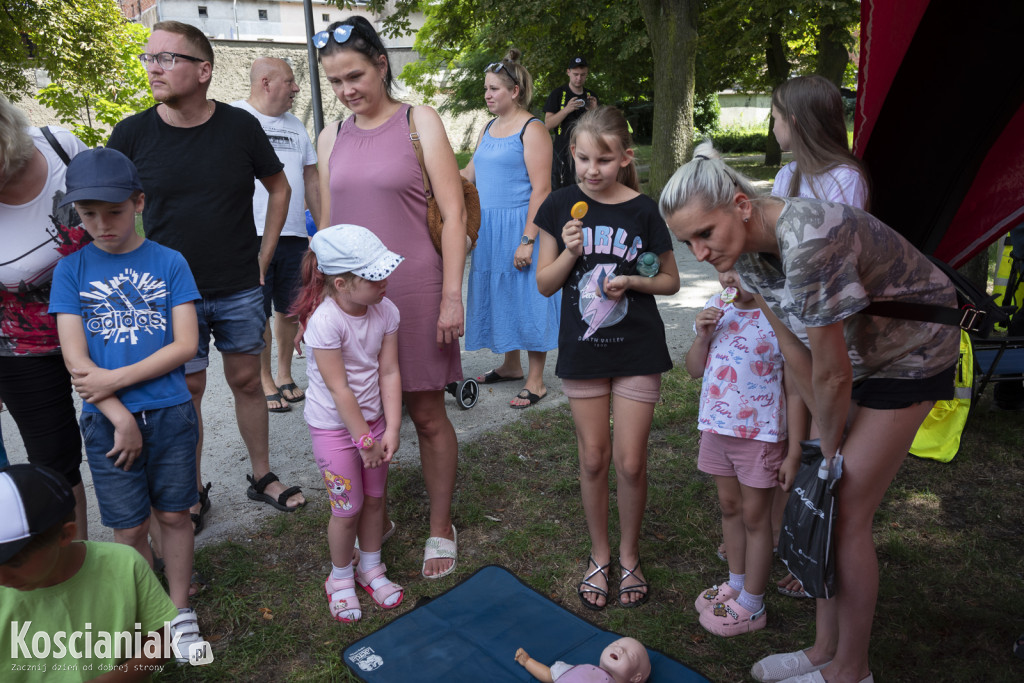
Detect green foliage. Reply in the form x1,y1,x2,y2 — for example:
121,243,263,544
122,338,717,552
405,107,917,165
711,125,768,154
699,0,861,92
355,0,652,116
1,0,155,146
36,22,154,147
694,91,722,135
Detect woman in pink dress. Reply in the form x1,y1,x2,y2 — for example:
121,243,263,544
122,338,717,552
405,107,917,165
314,16,466,579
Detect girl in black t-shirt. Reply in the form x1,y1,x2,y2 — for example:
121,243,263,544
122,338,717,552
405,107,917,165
536,107,679,610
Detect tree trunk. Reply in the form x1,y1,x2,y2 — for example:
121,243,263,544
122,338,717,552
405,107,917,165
763,24,789,166
765,116,781,167
815,22,850,87
637,0,698,197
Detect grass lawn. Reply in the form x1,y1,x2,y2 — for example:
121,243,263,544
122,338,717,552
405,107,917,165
155,381,1023,682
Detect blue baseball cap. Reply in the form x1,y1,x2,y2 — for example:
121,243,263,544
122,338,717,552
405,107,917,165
58,147,143,208
0,464,76,565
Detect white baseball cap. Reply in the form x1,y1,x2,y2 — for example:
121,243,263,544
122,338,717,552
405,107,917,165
310,224,404,281
0,464,76,564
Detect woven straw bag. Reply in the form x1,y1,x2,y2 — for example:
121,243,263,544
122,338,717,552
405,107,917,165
407,108,480,254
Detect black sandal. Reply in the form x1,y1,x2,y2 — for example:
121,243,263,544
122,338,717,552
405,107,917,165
191,482,212,536
189,569,209,597
578,555,610,611
246,472,304,512
618,557,650,608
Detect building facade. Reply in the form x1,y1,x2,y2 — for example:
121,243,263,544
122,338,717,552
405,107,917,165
117,0,421,47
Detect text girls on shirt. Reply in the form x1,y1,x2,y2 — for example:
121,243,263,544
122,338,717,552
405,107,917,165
535,185,673,379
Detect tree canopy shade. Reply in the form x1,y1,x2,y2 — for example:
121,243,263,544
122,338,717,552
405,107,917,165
354,0,860,194
357,0,695,195
699,0,859,164
382,0,652,118
1,0,154,146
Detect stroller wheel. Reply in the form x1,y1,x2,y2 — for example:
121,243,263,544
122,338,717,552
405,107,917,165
454,378,479,409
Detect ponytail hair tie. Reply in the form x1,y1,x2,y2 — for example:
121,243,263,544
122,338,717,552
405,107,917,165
694,154,710,161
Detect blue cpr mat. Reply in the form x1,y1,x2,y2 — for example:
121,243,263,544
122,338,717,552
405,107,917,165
343,565,709,682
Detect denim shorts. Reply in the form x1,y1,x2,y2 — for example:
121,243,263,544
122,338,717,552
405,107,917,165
260,236,308,318
81,401,200,529
185,286,266,374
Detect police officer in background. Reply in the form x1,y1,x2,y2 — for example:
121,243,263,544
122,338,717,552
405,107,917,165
543,56,598,190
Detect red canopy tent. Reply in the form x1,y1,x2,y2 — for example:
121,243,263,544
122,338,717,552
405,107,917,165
853,0,1024,267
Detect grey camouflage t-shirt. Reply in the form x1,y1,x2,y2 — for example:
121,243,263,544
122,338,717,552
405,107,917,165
736,197,958,382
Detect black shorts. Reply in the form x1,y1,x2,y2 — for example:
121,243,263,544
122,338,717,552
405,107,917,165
260,236,308,318
851,364,956,410
0,354,83,485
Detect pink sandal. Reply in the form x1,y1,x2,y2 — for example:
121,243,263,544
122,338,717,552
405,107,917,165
356,563,404,609
698,597,766,637
324,575,362,623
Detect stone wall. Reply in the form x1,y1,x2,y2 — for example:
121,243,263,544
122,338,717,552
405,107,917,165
18,41,490,153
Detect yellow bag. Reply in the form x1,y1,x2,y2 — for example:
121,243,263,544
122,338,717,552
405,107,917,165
909,330,973,462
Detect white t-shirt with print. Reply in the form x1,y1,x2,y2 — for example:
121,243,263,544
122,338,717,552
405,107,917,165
695,293,787,443
231,101,317,238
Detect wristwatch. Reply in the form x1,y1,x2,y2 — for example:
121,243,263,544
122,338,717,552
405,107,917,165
353,433,375,450
520,235,535,245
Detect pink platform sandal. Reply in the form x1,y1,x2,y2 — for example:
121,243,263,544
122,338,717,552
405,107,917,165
356,562,404,609
324,574,362,623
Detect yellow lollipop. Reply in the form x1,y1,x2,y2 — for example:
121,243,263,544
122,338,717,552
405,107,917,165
570,201,589,219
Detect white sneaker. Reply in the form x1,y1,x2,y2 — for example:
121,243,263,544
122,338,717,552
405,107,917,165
169,607,206,663
751,650,830,683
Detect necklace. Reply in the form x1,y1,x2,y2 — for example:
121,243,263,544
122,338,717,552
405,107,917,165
164,100,214,127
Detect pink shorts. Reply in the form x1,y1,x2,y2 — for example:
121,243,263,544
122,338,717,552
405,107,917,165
561,374,662,404
697,431,786,489
309,415,388,518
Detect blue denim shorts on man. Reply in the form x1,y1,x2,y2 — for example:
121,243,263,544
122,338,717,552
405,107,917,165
81,401,200,529
184,285,266,374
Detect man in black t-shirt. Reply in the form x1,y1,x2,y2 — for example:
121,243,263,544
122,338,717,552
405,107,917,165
544,56,598,190
108,21,305,527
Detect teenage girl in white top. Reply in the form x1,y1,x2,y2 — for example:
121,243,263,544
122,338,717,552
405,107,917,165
769,75,872,603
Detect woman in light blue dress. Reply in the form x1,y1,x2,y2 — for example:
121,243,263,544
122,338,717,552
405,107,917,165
462,49,559,408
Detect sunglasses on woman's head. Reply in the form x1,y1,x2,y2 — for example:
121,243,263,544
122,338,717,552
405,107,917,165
485,62,518,86
312,24,353,49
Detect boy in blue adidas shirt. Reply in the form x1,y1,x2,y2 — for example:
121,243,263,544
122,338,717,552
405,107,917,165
48,148,205,661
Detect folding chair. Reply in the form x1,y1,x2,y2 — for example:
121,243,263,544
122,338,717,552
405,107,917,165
973,336,1024,401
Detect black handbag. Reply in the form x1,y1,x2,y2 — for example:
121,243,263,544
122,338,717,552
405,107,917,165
777,440,842,599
